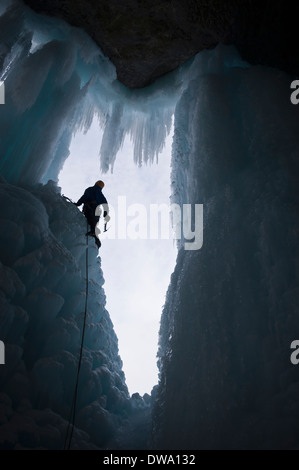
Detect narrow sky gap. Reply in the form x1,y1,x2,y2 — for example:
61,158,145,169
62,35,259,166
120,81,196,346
58,117,177,395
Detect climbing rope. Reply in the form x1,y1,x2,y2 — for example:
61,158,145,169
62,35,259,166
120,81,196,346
63,221,89,450
62,195,74,204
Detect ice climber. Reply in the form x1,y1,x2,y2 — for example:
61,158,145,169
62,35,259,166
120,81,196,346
75,180,110,249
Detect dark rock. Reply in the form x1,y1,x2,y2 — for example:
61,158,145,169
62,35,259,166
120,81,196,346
23,0,299,88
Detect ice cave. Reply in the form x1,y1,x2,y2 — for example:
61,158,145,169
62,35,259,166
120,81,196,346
0,0,299,450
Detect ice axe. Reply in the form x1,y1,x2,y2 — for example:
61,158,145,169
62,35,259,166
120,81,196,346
104,222,111,233
62,195,75,204
103,213,111,233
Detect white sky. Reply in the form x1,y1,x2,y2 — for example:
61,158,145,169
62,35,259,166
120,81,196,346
58,117,177,396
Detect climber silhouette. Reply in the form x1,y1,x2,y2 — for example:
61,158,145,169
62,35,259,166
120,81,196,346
75,180,110,249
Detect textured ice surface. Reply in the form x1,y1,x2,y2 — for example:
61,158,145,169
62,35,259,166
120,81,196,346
0,1,184,185
0,179,151,449
153,47,299,450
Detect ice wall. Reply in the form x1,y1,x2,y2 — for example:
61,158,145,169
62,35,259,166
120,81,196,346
0,178,152,449
0,178,120,448
153,47,299,449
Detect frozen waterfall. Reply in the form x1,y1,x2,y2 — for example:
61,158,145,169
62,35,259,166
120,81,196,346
0,0,299,450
